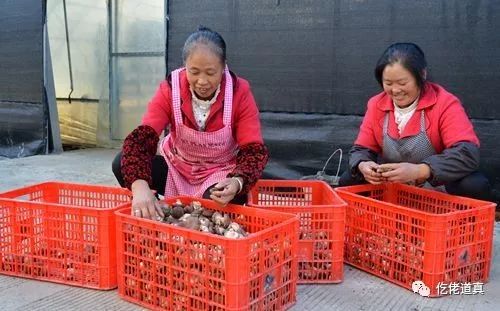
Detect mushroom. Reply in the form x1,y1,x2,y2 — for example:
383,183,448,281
155,200,249,238
227,222,242,231
202,209,214,218
221,215,231,228
212,212,230,228
214,225,226,236
173,199,184,208
179,215,200,231
212,212,222,224
191,201,203,210
183,204,194,214
159,202,172,218
191,208,203,217
200,224,214,233
227,222,248,237
179,213,191,222
199,216,214,233
223,228,242,239
171,205,185,219
198,216,211,227
164,216,180,226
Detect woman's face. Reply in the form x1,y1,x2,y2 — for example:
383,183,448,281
382,62,420,107
185,45,224,100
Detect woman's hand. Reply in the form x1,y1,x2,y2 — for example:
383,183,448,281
377,163,431,184
358,161,384,184
209,177,242,205
131,180,164,220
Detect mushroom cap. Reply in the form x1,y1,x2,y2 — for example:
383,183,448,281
171,206,185,219
224,229,241,239
202,209,214,218
214,225,226,236
183,204,194,214
191,201,203,210
182,216,201,231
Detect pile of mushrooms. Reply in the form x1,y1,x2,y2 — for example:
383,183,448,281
158,199,248,239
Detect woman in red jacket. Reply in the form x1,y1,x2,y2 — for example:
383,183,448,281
112,26,268,219
341,42,490,200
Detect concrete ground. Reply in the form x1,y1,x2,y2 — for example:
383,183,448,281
0,148,498,311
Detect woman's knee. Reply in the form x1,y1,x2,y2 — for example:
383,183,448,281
338,170,365,187
112,151,125,186
112,152,122,173
446,172,491,200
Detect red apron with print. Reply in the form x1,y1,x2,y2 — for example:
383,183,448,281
159,67,238,198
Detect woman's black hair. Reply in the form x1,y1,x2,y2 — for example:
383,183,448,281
374,42,428,90
182,26,226,64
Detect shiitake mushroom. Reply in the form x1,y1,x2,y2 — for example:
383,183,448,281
178,215,200,231
159,202,172,220
191,201,202,209
201,209,214,218
200,224,214,233
157,201,246,238
212,212,231,228
224,229,241,239
214,225,226,236
171,205,185,219
183,204,194,214
173,199,184,208
191,208,203,217
164,216,180,226
198,216,210,226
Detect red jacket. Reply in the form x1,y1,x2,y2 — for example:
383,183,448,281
354,82,479,153
141,70,263,145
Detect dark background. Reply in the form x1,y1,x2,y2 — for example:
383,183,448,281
166,0,500,203
0,0,47,157
1,0,499,203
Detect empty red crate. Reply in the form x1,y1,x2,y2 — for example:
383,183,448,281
0,182,131,289
247,180,346,284
115,196,299,311
335,183,495,297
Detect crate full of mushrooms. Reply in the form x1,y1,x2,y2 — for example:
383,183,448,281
248,179,347,284
115,196,300,311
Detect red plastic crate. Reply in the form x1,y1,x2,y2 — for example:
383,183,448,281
335,183,495,297
0,182,131,289
247,180,346,284
115,196,299,311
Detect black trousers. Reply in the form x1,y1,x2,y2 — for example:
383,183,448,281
112,151,247,205
338,170,492,201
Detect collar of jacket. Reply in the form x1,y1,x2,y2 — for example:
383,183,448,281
375,82,438,112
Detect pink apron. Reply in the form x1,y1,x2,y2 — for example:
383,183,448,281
159,67,238,198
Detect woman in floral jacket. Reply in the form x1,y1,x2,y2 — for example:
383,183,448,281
112,26,268,219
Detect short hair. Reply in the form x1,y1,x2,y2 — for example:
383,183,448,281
182,26,226,64
374,42,427,90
